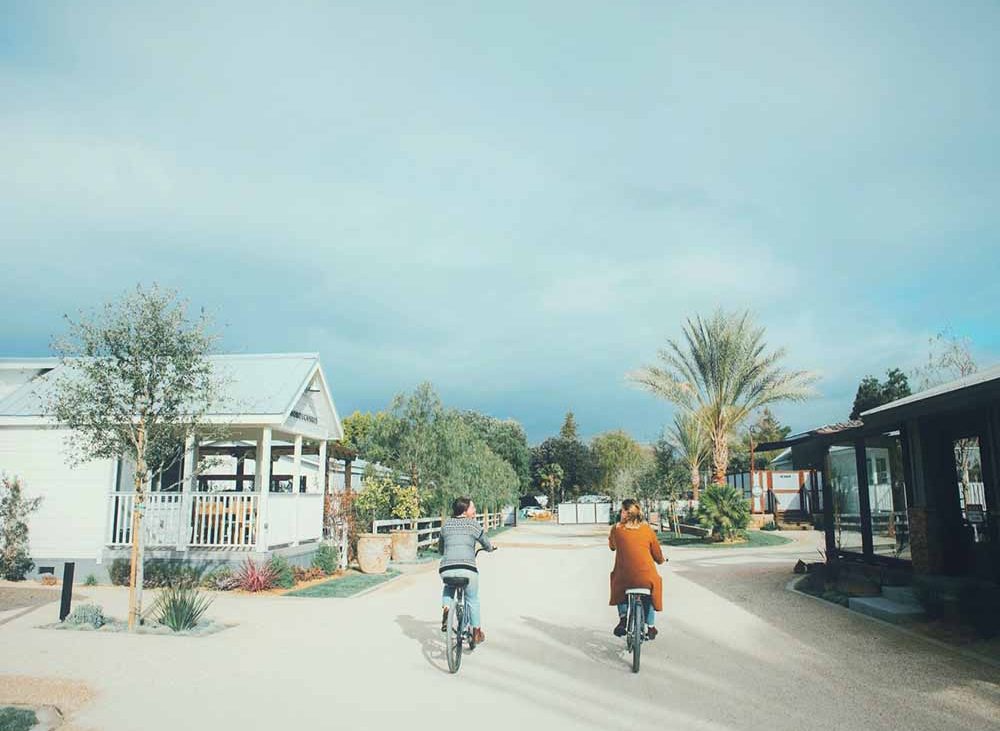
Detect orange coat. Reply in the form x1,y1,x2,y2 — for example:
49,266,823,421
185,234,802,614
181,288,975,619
609,522,665,611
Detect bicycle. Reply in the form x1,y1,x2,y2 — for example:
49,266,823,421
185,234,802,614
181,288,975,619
442,547,494,674
624,587,651,673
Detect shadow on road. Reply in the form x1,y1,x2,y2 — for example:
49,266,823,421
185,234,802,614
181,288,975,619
395,614,451,674
519,615,625,669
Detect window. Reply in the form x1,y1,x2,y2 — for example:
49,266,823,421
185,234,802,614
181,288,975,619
954,437,988,544
828,443,863,552
865,433,909,559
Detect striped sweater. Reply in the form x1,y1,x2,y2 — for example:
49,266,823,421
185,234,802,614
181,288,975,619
438,517,493,572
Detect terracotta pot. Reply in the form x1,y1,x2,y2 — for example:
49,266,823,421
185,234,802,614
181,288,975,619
391,529,419,562
357,533,392,574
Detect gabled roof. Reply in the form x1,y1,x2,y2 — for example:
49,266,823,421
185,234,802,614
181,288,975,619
862,362,1000,418
0,354,339,436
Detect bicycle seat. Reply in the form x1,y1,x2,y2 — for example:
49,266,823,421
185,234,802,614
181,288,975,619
443,577,470,588
625,588,651,595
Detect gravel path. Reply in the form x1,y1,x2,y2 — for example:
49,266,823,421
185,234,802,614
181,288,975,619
0,525,997,731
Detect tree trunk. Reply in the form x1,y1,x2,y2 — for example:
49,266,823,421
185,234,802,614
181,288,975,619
690,463,701,501
128,428,147,633
712,432,729,485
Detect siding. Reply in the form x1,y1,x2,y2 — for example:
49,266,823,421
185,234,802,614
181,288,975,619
0,426,115,560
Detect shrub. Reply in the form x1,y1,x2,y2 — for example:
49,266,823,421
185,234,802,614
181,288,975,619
268,555,295,589
109,558,131,586
151,585,213,631
697,484,750,542
200,566,239,591
65,603,105,629
761,520,779,531
293,565,326,583
84,574,98,586
390,484,420,523
311,543,339,576
354,474,394,531
0,474,42,581
235,557,276,592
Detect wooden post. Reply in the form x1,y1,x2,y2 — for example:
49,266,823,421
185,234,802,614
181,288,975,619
59,562,75,621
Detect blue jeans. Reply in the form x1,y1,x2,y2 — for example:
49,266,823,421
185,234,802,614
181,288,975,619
441,568,481,628
618,598,656,627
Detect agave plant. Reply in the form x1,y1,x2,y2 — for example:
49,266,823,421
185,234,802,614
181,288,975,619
696,483,751,542
235,557,277,592
151,585,213,632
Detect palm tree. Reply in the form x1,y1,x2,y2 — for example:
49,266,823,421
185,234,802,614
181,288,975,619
665,410,710,500
630,309,816,483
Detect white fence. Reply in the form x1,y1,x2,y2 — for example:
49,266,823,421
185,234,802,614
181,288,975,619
557,502,612,525
189,494,258,548
372,511,505,549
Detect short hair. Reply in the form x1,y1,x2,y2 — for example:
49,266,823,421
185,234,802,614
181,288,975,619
452,496,472,517
621,498,642,524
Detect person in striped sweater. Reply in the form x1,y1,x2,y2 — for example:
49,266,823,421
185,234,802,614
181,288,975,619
439,496,495,644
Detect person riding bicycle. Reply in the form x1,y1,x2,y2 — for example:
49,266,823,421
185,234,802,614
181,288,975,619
439,496,494,644
609,498,665,640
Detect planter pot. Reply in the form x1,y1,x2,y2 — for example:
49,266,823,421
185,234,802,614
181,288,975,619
391,529,419,562
357,533,392,574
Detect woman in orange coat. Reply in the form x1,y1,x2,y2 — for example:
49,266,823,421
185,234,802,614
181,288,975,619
609,499,666,639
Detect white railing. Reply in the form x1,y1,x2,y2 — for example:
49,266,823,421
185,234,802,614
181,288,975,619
189,494,258,548
372,510,505,548
108,493,183,547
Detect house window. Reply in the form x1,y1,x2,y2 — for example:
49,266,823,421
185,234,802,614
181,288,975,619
865,433,910,560
827,443,863,553
953,437,988,544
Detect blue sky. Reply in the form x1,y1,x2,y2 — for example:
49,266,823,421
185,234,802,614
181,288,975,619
2,1,999,443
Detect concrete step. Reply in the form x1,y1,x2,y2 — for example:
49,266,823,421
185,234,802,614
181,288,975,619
881,585,922,607
848,596,925,624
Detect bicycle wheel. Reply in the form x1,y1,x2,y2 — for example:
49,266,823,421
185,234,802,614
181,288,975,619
446,593,464,674
630,599,643,674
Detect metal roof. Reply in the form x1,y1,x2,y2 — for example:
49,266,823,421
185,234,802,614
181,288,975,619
755,420,862,452
0,353,322,419
862,362,1000,417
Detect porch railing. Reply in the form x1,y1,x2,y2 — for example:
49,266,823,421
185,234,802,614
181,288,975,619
190,494,259,548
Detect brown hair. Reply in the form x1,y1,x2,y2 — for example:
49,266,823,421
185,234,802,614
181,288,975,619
452,496,472,517
620,498,643,525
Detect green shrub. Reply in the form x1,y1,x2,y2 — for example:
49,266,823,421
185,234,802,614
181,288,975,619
151,585,213,631
760,520,779,531
109,558,131,586
201,566,239,591
83,574,98,586
0,474,42,581
65,603,105,628
311,543,339,576
268,555,295,589
0,706,37,731
697,484,751,541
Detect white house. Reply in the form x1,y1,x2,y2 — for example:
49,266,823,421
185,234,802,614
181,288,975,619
0,353,350,583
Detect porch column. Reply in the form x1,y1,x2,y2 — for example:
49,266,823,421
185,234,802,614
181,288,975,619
317,440,328,494
854,437,874,558
177,434,196,551
291,435,303,547
256,428,273,552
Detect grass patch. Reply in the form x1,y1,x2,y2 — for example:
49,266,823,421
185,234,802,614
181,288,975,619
658,531,792,548
0,707,37,731
284,569,400,598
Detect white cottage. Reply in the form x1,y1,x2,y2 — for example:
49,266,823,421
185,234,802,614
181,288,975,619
0,353,350,582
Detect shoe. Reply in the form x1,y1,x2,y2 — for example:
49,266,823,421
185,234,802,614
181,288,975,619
613,616,627,637
647,626,658,641
472,627,486,644
440,607,449,633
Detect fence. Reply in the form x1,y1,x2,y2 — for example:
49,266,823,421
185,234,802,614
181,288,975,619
557,502,612,525
372,511,505,549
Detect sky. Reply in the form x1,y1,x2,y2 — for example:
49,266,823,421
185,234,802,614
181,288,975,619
2,1,999,443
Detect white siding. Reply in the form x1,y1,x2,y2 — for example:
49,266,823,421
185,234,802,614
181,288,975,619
0,426,114,560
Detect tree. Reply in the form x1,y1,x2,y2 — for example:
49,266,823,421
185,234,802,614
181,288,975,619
912,329,977,390
538,464,564,510
458,411,532,491
531,436,597,501
630,309,816,483
559,411,579,441
665,411,711,499
591,430,644,500
48,285,223,630
0,475,42,581
849,368,912,419
731,407,792,471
